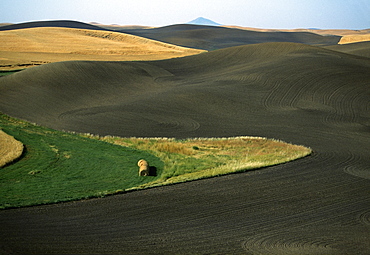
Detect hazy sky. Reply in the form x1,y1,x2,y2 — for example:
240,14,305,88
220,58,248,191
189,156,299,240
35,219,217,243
1,0,369,29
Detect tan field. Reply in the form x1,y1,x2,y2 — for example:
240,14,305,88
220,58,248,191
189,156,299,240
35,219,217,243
338,34,370,44
0,129,23,167
0,27,205,70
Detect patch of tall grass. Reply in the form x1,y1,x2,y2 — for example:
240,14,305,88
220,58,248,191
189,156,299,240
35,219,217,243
99,136,312,189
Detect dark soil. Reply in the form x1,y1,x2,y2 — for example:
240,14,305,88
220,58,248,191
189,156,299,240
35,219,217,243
0,42,369,254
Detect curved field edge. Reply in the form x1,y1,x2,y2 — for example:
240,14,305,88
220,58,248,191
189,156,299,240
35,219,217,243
0,113,311,209
0,129,24,167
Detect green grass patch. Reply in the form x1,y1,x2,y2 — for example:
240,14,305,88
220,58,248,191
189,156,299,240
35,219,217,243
0,113,311,209
0,114,163,209
0,69,24,77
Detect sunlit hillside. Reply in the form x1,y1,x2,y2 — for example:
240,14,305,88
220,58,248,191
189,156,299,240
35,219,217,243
0,27,205,70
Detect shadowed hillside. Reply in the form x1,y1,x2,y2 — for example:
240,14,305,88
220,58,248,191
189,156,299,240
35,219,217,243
0,20,110,32
324,41,370,58
0,42,369,254
119,24,341,50
0,42,368,139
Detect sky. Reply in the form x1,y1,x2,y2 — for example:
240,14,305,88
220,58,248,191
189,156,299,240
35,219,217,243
1,0,369,29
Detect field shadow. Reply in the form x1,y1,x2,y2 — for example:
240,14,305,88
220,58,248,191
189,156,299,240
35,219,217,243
149,166,157,176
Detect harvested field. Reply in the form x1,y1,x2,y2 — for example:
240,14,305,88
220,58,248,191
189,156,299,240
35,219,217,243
339,34,370,44
0,26,205,70
0,40,369,254
0,130,23,167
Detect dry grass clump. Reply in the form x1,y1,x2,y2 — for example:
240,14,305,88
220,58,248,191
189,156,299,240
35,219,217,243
137,138,195,156
0,129,23,167
117,136,309,158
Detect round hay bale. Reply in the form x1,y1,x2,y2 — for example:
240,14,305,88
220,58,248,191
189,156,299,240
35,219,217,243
138,159,149,176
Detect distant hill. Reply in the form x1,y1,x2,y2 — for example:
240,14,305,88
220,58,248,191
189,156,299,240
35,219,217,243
88,22,154,30
186,17,221,26
0,26,205,70
0,23,13,27
119,24,341,50
0,20,111,32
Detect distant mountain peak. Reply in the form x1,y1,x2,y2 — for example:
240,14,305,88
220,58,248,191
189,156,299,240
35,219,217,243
186,17,221,26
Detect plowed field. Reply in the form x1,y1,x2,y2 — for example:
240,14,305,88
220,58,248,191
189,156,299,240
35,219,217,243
0,41,369,254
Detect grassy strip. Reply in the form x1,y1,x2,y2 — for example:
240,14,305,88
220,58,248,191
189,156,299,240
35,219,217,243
0,69,24,77
0,113,311,209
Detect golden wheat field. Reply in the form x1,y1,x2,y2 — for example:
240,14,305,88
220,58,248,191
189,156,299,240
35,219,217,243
339,34,370,44
0,129,23,167
0,27,205,70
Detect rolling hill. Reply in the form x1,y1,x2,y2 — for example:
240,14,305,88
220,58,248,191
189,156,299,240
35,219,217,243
0,42,368,139
119,24,341,50
0,31,369,253
324,41,370,58
3,19,364,72
0,21,205,70
0,20,110,32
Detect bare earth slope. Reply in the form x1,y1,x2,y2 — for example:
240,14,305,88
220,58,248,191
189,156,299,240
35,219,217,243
0,27,204,70
120,24,341,50
225,25,370,45
324,41,370,58
0,42,369,254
